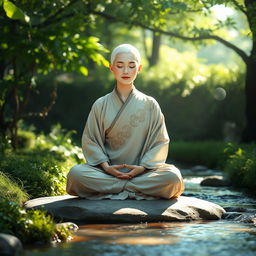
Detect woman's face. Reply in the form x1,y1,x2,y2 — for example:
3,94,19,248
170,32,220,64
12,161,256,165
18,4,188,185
110,52,142,86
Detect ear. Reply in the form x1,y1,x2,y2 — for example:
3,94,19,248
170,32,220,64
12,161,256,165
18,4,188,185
109,64,114,73
138,64,142,72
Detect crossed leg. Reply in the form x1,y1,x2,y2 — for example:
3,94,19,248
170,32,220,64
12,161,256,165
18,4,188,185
66,164,184,199
126,165,184,199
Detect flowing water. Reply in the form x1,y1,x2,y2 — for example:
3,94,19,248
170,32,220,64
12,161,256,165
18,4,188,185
25,167,256,256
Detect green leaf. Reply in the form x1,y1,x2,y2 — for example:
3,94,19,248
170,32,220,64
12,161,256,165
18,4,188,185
0,0,3,6
3,0,30,22
79,66,88,76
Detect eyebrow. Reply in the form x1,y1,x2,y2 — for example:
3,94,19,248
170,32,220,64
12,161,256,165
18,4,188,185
116,61,136,64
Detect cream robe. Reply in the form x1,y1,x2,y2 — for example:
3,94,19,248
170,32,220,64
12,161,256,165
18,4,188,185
66,88,184,200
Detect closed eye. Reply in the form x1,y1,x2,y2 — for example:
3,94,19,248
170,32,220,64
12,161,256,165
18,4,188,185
117,65,136,69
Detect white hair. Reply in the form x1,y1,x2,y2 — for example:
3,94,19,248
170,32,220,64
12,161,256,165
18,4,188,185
110,44,141,65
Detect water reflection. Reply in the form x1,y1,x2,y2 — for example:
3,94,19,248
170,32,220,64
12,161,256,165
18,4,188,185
25,221,256,256
25,169,256,256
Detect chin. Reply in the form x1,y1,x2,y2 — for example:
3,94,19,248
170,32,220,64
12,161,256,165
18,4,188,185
123,82,133,86
118,80,133,86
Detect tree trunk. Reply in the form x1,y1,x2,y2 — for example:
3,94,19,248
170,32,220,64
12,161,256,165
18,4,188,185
149,32,161,67
242,54,256,142
0,58,5,136
103,19,112,49
242,0,256,142
142,29,150,62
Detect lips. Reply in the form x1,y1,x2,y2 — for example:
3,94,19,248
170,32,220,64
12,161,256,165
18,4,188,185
122,76,130,79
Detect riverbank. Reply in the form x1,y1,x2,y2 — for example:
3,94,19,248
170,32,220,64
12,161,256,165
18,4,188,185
0,126,83,246
25,166,256,256
170,141,256,195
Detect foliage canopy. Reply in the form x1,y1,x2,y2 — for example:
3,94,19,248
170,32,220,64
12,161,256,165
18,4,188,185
0,0,109,148
1,0,256,144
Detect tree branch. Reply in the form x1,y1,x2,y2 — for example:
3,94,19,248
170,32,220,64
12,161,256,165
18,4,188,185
19,41,59,120
162,8,206,15
230,0,247,15
19,84,57,120
92,10,249,63
33,0,80,28
36,13,75,28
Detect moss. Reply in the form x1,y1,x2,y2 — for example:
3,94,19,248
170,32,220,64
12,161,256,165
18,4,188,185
0,199,71,244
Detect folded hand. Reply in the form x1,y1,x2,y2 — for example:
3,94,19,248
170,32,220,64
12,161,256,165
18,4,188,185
124,164,146,179
104,164,132,180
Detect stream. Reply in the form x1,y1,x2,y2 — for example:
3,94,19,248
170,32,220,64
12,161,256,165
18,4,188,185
25,166,256,256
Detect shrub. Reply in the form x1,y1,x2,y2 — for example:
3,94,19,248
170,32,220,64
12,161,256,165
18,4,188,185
35,123,84,164
0,199,71,244
224,143,256,193
0,171,29,205
17,130,36,149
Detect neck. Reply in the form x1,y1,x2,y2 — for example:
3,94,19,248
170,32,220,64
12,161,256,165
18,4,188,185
116,83,134,99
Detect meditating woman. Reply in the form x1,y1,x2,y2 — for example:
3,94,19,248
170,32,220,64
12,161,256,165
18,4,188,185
66,44,184,200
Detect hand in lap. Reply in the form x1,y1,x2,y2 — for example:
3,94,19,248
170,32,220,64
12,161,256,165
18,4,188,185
124,164,146,179
104,164,145,180
104,164,131,180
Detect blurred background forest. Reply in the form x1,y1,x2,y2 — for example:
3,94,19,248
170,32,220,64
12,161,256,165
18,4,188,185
29,18,248,143
1,1,252,146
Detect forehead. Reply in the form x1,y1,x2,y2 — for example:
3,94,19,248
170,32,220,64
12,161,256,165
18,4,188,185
114,52,138,63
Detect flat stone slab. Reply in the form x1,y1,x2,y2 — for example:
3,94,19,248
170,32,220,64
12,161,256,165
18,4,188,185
24,195,225,224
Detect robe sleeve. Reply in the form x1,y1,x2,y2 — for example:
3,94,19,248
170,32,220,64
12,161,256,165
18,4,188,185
81,99,109,166
139,99,169,169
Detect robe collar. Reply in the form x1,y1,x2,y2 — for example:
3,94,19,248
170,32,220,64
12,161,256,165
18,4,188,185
114,86,136,104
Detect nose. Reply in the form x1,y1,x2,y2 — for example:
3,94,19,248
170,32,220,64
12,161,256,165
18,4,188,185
123,66,128,74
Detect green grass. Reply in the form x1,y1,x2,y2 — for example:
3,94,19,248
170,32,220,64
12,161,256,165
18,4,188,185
169,141,228,168
0,171,29,204
0,124,84,200
0,150,75,198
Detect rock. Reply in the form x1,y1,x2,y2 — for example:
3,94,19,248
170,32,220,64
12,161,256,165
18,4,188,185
200,176,231,187
223,212,243,220
190,165,208,172
0,233,23,256
223,212,256,223
24,195,225,224
233,213,256,223
223,207,256,223
224,207,255,213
